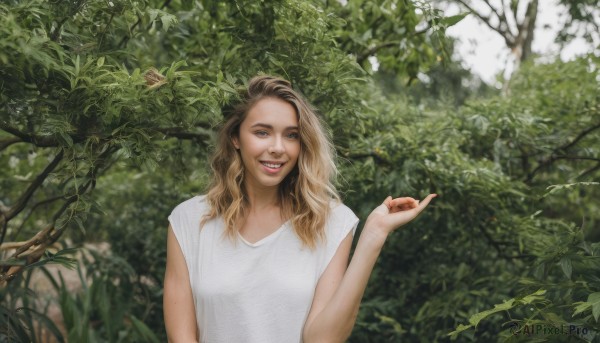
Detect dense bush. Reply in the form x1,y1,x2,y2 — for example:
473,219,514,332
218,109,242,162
1,0,598,342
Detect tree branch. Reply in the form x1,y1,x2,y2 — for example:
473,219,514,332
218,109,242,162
526,122,600,183
510,0,520,26
499,0,515,34
156,127,211,142
357,41,400,65
356,25,430,65
454,0,515,47
10,195,67,242
347,152,392,166
559,121,600,152
49,0,86,42
481,0,512,34
0,212,7,255
118,0,173,48
577,162,600,180
4,150,64,222
0,144,117,282
518,0,538,61
1,141,123,285
0,137,22,151
527,155,600,183
0,118,108,148
554,155,600,162
0,120,74,147
0,149,64,247
477,223,531,260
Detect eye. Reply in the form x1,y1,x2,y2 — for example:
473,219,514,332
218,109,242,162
255,131,268,137
288,132,300,139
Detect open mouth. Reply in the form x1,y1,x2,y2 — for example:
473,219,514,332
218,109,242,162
260,161,285,168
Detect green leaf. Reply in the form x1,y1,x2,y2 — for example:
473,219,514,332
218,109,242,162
520,289,546,304
59,132,73,147
543,182,600,198
219,82,237,94
19,307,65,343
573,301,591,316
572,293,600,319
468,299,515,327
589,293,600,322
560,257,572,279
181,0,194,10
147,9,159,23
447,323,473,339
130,315,161,343
440,13,469,27
26,248,78,270
160,13,177,31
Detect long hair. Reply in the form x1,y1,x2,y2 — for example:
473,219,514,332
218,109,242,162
200,74,342,249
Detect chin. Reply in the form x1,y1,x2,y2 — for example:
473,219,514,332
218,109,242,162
265,175,287,186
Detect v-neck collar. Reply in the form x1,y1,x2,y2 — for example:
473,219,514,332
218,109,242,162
237,220,291,247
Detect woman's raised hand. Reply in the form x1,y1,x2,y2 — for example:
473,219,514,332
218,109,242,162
364,194,437,239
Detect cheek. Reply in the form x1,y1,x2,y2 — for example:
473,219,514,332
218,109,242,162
242,136,265,154
290,143,301,160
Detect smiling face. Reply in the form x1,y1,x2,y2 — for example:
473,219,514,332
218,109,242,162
232,96,301,191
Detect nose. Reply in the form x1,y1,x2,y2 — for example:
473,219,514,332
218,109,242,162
269,135,285,155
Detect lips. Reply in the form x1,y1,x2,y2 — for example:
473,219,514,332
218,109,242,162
260,161,285,168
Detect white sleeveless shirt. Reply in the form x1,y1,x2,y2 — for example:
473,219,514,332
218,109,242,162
168,195,360,343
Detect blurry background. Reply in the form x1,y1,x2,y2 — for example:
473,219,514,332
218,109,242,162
1,0,599,341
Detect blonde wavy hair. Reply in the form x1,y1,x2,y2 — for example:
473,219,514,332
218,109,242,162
200,74,342,249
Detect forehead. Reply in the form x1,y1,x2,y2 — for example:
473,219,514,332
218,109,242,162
243,97,298,128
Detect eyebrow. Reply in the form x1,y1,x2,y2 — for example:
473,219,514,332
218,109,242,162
250,123,298,130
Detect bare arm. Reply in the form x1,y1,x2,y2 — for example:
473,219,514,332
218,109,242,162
164,224,198,343
303,194,437,342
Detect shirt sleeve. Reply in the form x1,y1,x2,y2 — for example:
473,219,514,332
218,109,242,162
318,204,360,277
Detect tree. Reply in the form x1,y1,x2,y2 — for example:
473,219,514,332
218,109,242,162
448,55,600,341
0,0,451,340
449,0,539,62
436,0,599,91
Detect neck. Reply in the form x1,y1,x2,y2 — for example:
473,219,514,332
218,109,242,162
243,182,280,215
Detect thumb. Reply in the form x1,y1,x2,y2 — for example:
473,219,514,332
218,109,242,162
371,196,392,216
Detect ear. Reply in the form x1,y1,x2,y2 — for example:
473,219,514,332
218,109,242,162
231,135,240,150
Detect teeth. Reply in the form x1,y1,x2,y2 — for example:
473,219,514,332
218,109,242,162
261,162,282,168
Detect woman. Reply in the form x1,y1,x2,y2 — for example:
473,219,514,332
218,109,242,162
163,75,436,342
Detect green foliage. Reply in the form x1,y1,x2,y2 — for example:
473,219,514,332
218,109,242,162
448,289,547,339
557,0,600,48
320,0,456,79
2,0,451,340
444,57,600,341
374,36,498,108
1,267,65,342
52,249,160,343
1,0,598,342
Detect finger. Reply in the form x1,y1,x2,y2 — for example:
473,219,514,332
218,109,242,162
416,194,437,213
398,204,413,211
390,197,416,206
383,196,392,209
373,200,391,216
391,198,419,211
395,199,420,210
382,196,393,212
